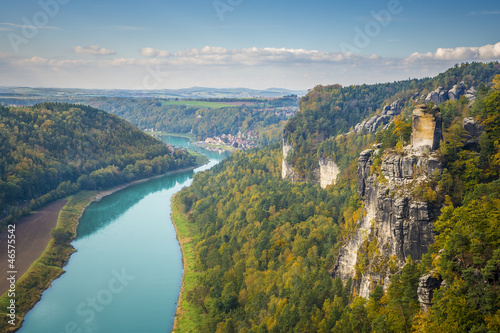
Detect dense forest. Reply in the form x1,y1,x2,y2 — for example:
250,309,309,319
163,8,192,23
0,103,199,230
85,97,298,145
285,62,500,181
174,67,500,332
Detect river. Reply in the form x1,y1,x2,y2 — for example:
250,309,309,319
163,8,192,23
19,136,229,333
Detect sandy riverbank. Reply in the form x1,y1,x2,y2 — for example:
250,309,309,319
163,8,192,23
0,199,68,296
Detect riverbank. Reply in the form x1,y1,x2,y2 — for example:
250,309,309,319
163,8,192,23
171,193,204,332
0,192,95,332
0,163,205,332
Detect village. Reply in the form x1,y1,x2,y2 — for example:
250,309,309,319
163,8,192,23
193,132,258,152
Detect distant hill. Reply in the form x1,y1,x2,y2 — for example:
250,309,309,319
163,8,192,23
0,102,198,229
0,86,307,104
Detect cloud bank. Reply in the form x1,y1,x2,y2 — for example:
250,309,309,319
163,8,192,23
1,42,499,90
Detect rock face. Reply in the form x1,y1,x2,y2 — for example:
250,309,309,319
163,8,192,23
462,117,484,151
333,107,443,298
354,100,403,133
424,82,475,105
282,140,341,187
465,87,477,102
448,82,466,100
425,87,448,105
282,139,299,181
417,273,443,312
319,157,340,189
411,105,443,151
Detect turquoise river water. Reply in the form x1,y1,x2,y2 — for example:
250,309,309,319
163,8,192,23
19,136,229,333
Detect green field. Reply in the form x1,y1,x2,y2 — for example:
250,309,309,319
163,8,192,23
161,100,235,108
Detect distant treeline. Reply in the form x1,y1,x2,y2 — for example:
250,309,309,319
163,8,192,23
85,97,298,145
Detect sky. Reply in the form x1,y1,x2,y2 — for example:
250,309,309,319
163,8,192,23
0,0,499,90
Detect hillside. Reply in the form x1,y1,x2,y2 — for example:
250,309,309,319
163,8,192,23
0,102,198,230
84,96,299,145
173,63,500,332
284,62,500,182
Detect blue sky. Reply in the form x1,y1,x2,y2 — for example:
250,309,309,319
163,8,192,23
0,0,499,89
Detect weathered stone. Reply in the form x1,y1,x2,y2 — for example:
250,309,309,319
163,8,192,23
417,273,443,312
464,87,476,102
425,87,447,105
282,139,299,181
463,117,484,151
448,82,466,100
334,146,442,298
354,100,402,133
358,149,374,197
319,157,340,189
411,105,443,151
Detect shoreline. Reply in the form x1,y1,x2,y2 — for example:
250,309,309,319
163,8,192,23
170,193,204,332
0,163,205,332
170,194,187,332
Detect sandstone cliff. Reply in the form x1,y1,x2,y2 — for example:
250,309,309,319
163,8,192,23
282,139,340,189
282,139,299,181
333,107,444,298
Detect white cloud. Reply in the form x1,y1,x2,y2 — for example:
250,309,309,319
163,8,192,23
139,47,171,57
73,45,116,56
166,46,354,66
18,56,49,65
406,42,500,62
2,42,500,90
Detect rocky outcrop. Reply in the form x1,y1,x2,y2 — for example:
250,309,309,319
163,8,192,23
465,87,477,102
425,87,448,105
411,105,442,151
282,140,341,187
354,100,402,133
424,82,475,105
319,157,340,189
333,107,443,298
463,117,484,151
282,139,299,181
448,82,466,100
417,273,443,312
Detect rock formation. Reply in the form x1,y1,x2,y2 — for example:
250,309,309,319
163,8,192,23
282,139,299,181
354,100,402,133
282,139,340,188
425,87,448,105
463,117,484,151
411,105,442,151
319,157,340,189
333,106,443,298
464,87,477,102
417,273,443,313
424,82,475,105
448,82,466,100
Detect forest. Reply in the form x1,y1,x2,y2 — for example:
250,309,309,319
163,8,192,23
0,102,199,231
174,66,500,332
84,96,298,145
